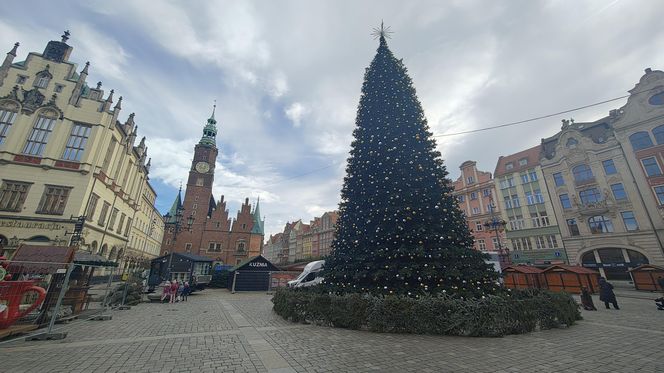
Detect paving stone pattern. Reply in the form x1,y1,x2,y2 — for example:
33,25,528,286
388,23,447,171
1,289,662,372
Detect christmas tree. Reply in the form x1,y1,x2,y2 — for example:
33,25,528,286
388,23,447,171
323,25,499,298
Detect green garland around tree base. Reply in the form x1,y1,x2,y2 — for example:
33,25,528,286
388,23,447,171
272,287,581,337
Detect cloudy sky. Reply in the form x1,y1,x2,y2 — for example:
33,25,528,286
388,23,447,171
2,0,663,236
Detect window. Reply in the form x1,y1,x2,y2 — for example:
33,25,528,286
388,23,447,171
630,131,653,151
0,109,17,146
23,116,56,156
508,215,524,230
500,177,514,189
98,201,110,225
511,239,522,251
521,237,533,250
610,183,627,201
519,158,528,166
108,208,119,230
236,259,242,265
602,159,617,175
492,237,500,249
642,157,662,177
572,164,593,183
511,195,520,208
467,176,475,184
196,177,204,186
521,174,529,184
487,203,494,212
117,213,126,233
193,203,198,210
236,241,246,252
534,190,544,204
54,84,64,93
505,163,513,170
588,215,614,234
553,172,565,186
475,221,483,231
655,186,664,205
579,188,602,204
102,138,117,173
470,192,477,200
535,236,546,249
566,137,578,148
530,211,550,227
567,219,580,236
529,170,538,182
621,211,638,231
483,189,491,197
208,242,222,252
36,185,71,215
34,74,50,88
559,194,572,209
504,196,512,209
16,75,27,84
457,195,465,203
86,193,99,220
546,235,559,248
61,124,91,161
477,239,486,250
525,191,534,205
185,243,192,252
653,125,664,145
124,218,132,237
0,181,31,211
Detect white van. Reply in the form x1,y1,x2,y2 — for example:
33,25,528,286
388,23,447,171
288,260,325,288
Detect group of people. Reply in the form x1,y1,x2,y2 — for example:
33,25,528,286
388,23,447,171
580,277,620,311
160,279,191,303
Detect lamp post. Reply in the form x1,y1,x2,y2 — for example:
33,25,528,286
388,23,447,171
483,202,509,269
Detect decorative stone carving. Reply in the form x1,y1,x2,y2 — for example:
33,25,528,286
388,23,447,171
20,88,45,114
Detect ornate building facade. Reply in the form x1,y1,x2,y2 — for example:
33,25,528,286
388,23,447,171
540,68,664,279
0,33,164,268
160,109,264,265
451,161,506,255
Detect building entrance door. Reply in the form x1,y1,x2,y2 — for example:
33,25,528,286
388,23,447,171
581,248,649,281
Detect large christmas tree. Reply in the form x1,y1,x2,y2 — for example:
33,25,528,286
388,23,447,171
323,26,499,298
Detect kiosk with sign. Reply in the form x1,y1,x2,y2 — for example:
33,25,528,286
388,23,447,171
228,255,280,292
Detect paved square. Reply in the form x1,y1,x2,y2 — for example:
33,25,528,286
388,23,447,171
1,289,662,372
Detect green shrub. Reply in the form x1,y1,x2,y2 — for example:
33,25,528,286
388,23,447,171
272,287,581,337
209,270,230,288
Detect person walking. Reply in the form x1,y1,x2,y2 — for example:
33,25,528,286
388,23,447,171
169,279,178,304
182,282,190,302
580,287,597,311
599,277,619,310
161,280,171,303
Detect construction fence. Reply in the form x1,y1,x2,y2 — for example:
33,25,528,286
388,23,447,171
0,259,145,341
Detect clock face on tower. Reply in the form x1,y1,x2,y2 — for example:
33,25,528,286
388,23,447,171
195,161,210,173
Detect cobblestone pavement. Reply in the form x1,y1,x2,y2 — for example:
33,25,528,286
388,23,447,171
1,289,663,372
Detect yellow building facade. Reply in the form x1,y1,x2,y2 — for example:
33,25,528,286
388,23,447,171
0,32,163,268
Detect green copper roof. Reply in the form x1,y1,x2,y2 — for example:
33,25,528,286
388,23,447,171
164,188,183,223
250,197,264,235
199,105,217,147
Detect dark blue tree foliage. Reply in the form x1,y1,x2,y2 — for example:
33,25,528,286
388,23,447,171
323,33,499,298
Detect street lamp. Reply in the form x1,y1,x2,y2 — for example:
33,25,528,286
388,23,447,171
483,203,510,268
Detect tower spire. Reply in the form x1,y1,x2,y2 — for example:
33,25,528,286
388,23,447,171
199,102,218,147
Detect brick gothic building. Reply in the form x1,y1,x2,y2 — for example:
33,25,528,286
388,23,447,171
160,108,264,265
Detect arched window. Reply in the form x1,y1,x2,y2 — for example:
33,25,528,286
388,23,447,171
572,164,593,183
653,125,664,145
588,216,614,234
100,244,108,256
566,138,578,148
27,235,50,242
629,131,653,151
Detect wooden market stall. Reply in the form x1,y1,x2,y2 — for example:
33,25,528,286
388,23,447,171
503,265,544,289
541,265,600,294
628,264,664,291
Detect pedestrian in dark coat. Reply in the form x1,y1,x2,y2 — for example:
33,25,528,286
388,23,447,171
657,276,664,293
598,277,619,310
580,287,596,311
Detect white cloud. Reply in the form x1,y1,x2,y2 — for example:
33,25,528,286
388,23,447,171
284,102,308,127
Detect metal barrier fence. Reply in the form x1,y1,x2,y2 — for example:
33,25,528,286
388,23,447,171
0,259,145,342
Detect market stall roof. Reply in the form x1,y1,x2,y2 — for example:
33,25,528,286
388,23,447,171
503,265,544,274
229,255,280,272
74,251,118,267
7,245,74,274
542,265,599,274
628,264,664,272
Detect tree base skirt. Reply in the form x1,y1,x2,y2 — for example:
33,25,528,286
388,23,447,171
272,287,581,337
